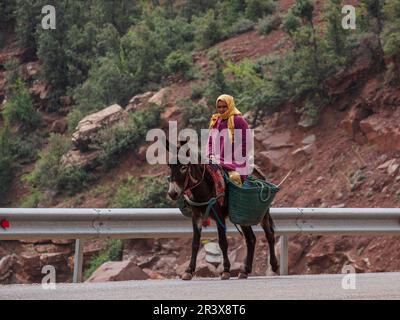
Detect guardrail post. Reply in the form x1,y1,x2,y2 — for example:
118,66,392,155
280,235,288,276
73,239,84,283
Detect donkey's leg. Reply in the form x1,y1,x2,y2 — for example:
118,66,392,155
182,214,202,281
238,226,256,279
261,209,279,273
217,221,231,280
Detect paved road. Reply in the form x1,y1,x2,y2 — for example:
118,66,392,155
1,272,399,300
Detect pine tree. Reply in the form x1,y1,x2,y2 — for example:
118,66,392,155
0,125,17,203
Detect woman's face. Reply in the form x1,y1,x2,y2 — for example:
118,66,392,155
217,100,228,114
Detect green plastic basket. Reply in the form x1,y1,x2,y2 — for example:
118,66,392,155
225,175,279,226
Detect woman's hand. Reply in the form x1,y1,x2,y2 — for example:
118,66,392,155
209,154,219,164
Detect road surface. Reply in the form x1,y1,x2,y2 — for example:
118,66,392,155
1,272,399,300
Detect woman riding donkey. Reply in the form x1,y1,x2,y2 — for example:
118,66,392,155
167,94,278,281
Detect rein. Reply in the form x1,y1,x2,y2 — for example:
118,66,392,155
183,164,206,193
181,164,227,232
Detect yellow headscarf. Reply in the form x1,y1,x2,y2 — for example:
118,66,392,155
209,94,242,142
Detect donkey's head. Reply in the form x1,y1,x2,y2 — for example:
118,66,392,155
165,138,202,201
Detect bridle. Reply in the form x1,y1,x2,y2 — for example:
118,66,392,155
182,163,207,194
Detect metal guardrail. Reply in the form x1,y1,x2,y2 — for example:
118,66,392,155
1,208,400,282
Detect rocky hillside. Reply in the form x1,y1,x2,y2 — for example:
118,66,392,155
1,0,400,283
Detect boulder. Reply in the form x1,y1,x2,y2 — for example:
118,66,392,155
18,252,43,282
388,162,400,175
21,61,41,80
228,244,247,265
341,103,372,138
204,242,223,265
0,254,17,282
126,91,155,113
20,239,52,244
259,149,289,172
195,261,219,277
302,134,316,145
254,126,274,143
378,159,396,170
40,252,67,266
60,149,101,169
160,103,180,126
291,143,316,156
72,104,127,151
360,115,400,151
288,243,304,269
149,88,168,106
51,239,74,245
262,132,293,150
142,268,164,280
86,260,149,282
50,119,68,134
29,81,49,101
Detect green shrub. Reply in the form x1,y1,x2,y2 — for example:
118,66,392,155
112,176,174,208
193,10,222,49
90,103,162,169
73,55,136,115
164,50,193,78
56,166,92,196
191,83,205,100
20,188,42,208
23,133,89,196
226,18,255,37
10,132,44,164
245,0,276,20
0,126,18,203
84,239,123,280
2,78,42,131
0,31,5,49
67,108,84,133
258,14,281,35
179,99,212,133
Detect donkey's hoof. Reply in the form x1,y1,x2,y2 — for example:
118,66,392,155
221,272,231,280
270,258,279,273
181,272,193,281
238,272,248,279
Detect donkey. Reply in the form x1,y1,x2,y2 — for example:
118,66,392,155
166,139,278,280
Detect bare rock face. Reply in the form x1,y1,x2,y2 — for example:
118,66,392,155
341,102,372,138
86,260,149,283
259,149,289,172
72,104,127,151
360,115,400,151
